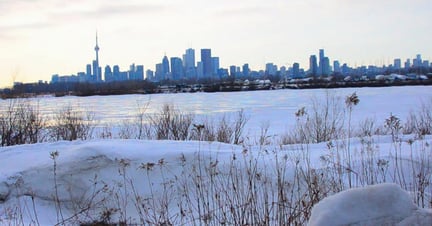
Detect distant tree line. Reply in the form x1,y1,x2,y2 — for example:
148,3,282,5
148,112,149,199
1,80,157,98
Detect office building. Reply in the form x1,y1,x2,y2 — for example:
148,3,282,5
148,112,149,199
242,64,250,77
319,49,325,75
201,49,212,77
183,48,196,79
170,57,184,80
128,64,144,80
155,63,164,81
229,65,237,77
162,55,170,79
104,65,113,82
146,69,154,80
322,57,331,76
309,55,318,76
212,57,220,76
183,48,195,70
292,63,300,78
394,58,401,70
265,63,277,76
86,64,92,77
197,61,204,78
333,60,341,73
404,59,411,69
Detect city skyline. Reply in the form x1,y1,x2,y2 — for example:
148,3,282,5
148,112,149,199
1,0,432,87
49,36,430,84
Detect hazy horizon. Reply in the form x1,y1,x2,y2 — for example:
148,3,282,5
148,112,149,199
1,0,431,88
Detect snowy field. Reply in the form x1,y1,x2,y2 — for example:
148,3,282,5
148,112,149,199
1,138,431,225
1,86,432,225
4,85,432,135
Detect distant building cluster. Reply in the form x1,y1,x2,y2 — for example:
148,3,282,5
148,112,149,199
51,34,144,84
51,35,432,84
147,48,228,82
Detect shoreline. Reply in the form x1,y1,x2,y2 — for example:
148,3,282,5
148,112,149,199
2,78,432,99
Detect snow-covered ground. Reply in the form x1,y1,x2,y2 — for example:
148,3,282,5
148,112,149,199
1,86,432,225
0,136,431,225
5,85,432,135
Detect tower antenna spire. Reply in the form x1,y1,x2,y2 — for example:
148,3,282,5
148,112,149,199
93,31,100,82
95,31,99,48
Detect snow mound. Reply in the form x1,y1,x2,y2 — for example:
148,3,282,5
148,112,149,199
397,208,432,225
308,183,431,226
0,139,239,204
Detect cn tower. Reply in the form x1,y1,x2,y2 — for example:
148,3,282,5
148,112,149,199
93,32,100,81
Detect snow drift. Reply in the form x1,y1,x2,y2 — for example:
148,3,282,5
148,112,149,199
309,183,432,226
0,138,431,225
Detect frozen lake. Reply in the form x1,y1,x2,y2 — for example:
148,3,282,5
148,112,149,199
2,86,431,135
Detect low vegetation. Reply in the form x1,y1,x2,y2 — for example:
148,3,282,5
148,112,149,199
0,93,431,225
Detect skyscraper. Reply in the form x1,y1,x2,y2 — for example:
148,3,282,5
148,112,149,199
333,60,341,73
309,55,318,76
104,65,112,82
318,49,325,76
279,66,287,77
292,63,300,78
417,54,422,64
146,69,154,81
136,65,144,80
319,49,324,60
201,49,212,77
404,59,411,69
86,64,92,77
162,55,170,79
413,54,422,67
394,59,401,70
229,65,237,77
322,57,331,76
155,63,164,81
265,63,277,76
113,65,120,81
170,57,184,80
128,64,144,80
197,61,204,78
212,57,220,76
183,48,195,70
242,64,250,77
182,48,196,79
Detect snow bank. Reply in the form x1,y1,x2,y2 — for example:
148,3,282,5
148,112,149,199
1,138,431,225
0,139,242,224
308,183,432,226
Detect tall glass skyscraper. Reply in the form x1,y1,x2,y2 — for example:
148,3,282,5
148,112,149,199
309,55,318,76
170,57,184,80
162,55,170,79
201,49,212,77
183,48,195,70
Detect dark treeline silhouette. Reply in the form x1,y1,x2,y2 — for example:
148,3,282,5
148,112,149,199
1,80,157,98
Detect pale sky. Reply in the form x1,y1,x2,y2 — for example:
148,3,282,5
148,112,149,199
0,0,431,88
